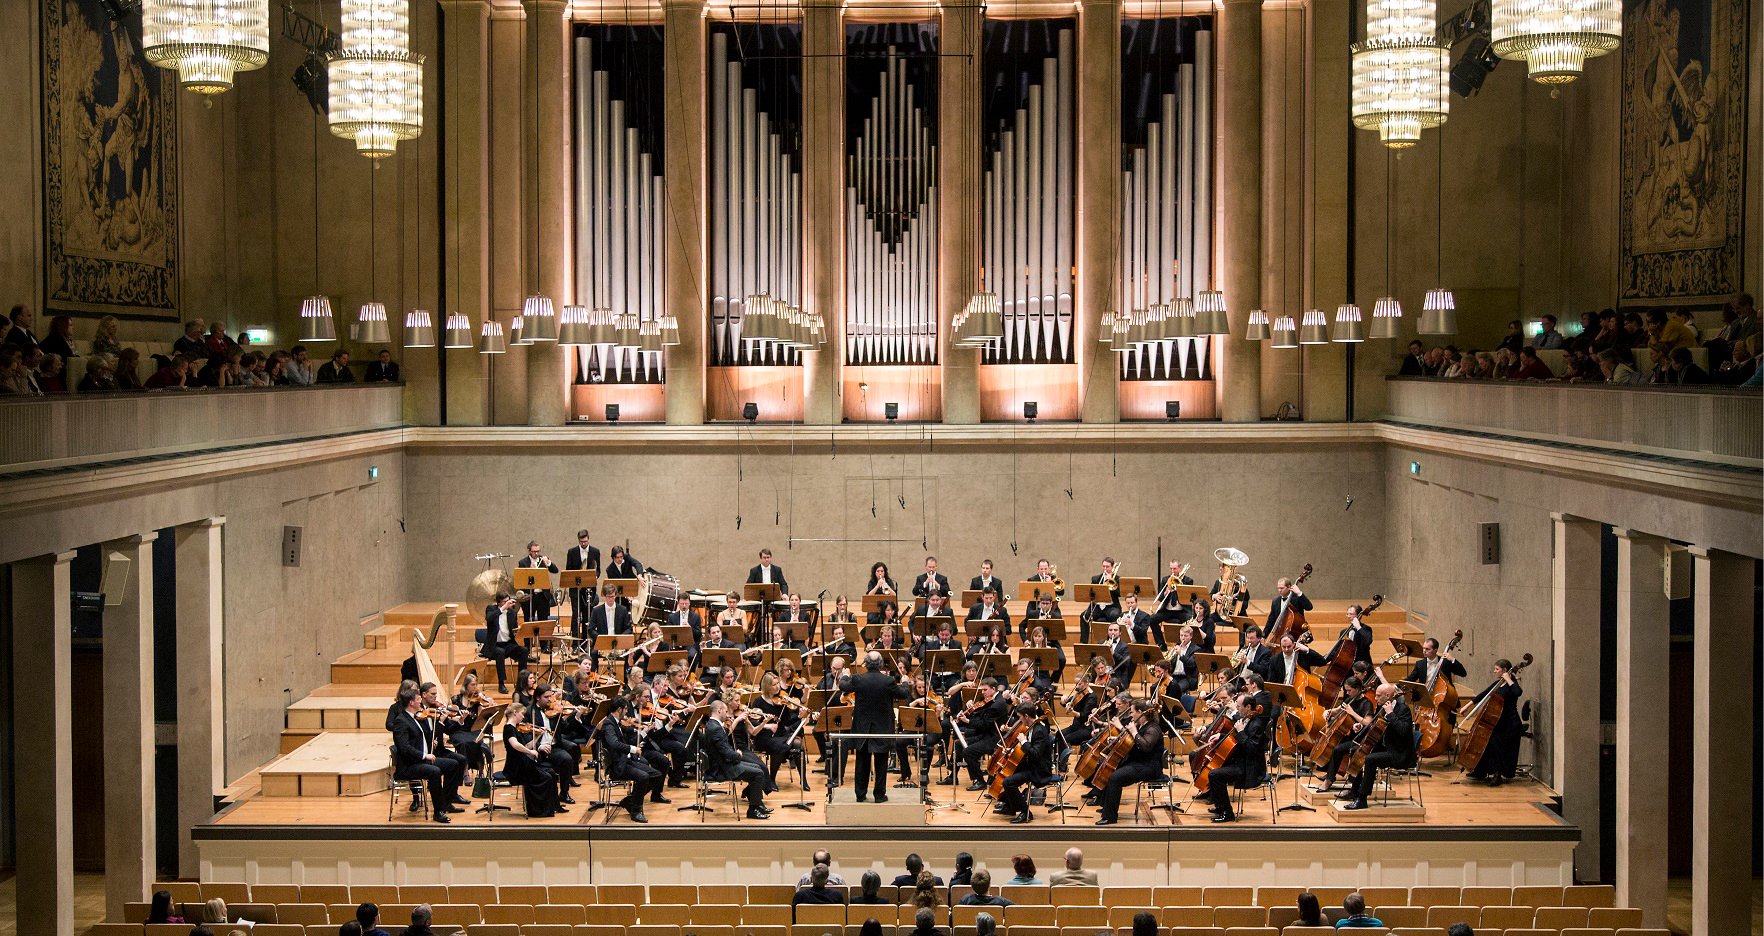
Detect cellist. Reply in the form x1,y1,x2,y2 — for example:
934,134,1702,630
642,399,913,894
1306,675,1376,793
1464,658,1524,785
1196,690,1269,823
1092,699,1164,826
993,701,1056,824
1339,682,1415,811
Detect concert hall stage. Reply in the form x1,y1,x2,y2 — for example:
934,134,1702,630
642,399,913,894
196,775,1578,888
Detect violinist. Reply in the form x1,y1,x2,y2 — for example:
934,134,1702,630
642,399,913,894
1198,691,1269,823
503,704,563,817
1023,625,1066,681
650,667,697,787
752,672,808,790
956,678,1012,791
1007,657,1053,702
1092,699,1164,826
1330,604,1375,666
994,701,1055,824
1152,559,1195,626
1339,682,1415,811
1081,557,1124,643
511,669,540,707
529,683,581,804
966,589,1010,634
916,620,964,692
415,682,469,812
969,559,1005,600
865,561,898,597
1307,675,1375,792
1464,658,1524,785
934,661,980,772
702,699,773,819
1405,637,1467,687
1120,593,1163,649
448,672,494,772
598,696,664,821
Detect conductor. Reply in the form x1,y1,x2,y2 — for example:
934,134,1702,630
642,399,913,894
840,651,910,802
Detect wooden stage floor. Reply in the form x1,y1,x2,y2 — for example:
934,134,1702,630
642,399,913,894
212,760,1562,832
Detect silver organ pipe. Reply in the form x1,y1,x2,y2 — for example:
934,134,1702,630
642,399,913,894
574,32,665,384
982,25,1074,364
846,44,937,367
1119,21,1213,381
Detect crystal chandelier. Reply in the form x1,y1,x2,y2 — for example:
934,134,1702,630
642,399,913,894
1491,0,1621,84
328,0,425,157
1351,0,1449,148
141,0,270,94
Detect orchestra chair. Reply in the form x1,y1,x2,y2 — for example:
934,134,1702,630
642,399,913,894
1406,886,1459,908
592,744,635,822
388,745,431,821
1131,770,1180,824
1533,905,1594,928
700,886,747,905
1589,907,1645,927
1211,906,1266,928
692,747,744,820
1201,887,1252,907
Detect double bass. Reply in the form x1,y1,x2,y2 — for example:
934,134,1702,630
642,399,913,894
1315,594,1384,709
984,712,1037,799
1454,653,1533,772
1263,563,1315,648
1412,630,1464,758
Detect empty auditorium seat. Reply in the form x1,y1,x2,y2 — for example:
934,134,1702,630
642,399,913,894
1163,907,1214,926
1590,907,1645,927
1534,905,1594,928
1210,906,1265,927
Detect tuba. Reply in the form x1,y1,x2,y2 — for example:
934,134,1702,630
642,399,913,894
1212,547,1249,617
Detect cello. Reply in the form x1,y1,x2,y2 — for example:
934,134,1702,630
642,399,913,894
1412,630,1464,758
984,712,1035,798
1454,653,1532,772
1079,707,1147,789
1345,705,1391,776
1263,563,1315,648
1188,702,1243,794
1315,594,1383,709
1302,681,1372,758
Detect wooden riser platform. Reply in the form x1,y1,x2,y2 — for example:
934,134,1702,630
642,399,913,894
258,731,393,798
1327,798,1427,822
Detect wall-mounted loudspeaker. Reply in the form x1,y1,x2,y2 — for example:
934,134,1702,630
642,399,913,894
1478,522,1500,565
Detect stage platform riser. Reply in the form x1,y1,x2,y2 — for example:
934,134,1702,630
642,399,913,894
198,831,1573,889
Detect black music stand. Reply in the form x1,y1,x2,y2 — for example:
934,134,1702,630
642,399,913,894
559,569,597,635
819,706,854,795
648,649,689,676
897,705,940,805
469,703,512,817
1021,617,1068,642
1261,682,1311,803
1195,652,1234,692
1117,576,1156,603
1128,643,1164,688
1019,647,1061,679
962,618,1010,642
970,651,1012,680
592,633,634,675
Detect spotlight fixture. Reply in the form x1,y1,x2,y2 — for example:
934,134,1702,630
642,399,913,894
743,402,759,422
1023,401,1039,422
605,404,620,423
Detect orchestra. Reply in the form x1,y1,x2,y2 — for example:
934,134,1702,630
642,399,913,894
406,542,1530,827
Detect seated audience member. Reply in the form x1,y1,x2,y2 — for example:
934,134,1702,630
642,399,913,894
237,352,270,387
1446,925,1475,936
365,349,401,382
198,898,230,924
853,871,890,905
145,353,194,389
1567,310,1600,352
793,863,846,905
1506,346,1555,381
1620,311,1649,347
910,872,941,909
1489,346,1516,378
1049,847,1098,886
1006,853,1040,885
1707,293,1757,365
973,913,998,936
857,918,886,936
205,320,238,357
285,345,316,385
1440,349,1469,378
1334,892,1384,929
1530,314,1565,349
893,852,943,887
797,849,847,885
1423,346,1446,375
146,890,186,924
91,314,124,357
397,904,435,936
173,319,207,356
317,349,355,383
115,347,144,389
338,925,364,936
197,353,235,389
957,870,1013,907
4,305,39,349
908,907,943,936
1294,891,1324,927
38,353,66,393
1560,349,1599,382
1661,346,1711,385
1716,343,1757,385
0,348,25,394
1131,912,1158,936
356,902,393,936
1587,308,1621,353
41,314,77,359
1496,320,1523,353
1398,339,1427,375
1647,309,1696,356
79,355,119,392
187,928,214,936
1466,351,1496,379
1597,349,1646,385
949,852,974,888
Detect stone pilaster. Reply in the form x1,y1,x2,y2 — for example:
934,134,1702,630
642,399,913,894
1613,530,1669,926
1076,0,1121,423
800,0,844,424
103,533,157,920
1549,512,1601,881
1217,0,1263,421
12,550,75,935
175,518,225,877
1689,546,1755,936
938,2,982,424
662,0,708,425
525,0,571,425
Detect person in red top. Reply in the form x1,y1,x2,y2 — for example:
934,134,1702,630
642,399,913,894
144,353,194,389
1507,346,1555,381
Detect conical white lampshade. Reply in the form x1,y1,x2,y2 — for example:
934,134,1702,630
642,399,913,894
1333,303,1365,343
443,312,472,349
1271,314,1299,349
1369,296,1403,339
1245,309,1271,342
1418,288,1457,334
300,295,336,342
355,302,390,343
402,309,435,348
479,319,507,354
521,295,557,342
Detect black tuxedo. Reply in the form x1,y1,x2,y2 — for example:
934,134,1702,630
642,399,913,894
840,670,909,798
968,575,1004,599
1405,656,1467,687
996,720,1056,815
1330,620,1375,666
746,563,788,594
391,709,462,811
364,361,401,382
517,555,560,621
957,693,1012,783
599,718,663,809
481,604,530,687
702,718,768,808
1350,698,1417,802
1165,644,1200,696
1263,591,1313,635
565,544,602,629
1203,709,1270,816
965,601,1010,630
1268,647,1327,686
1154,574,1195,621
1121,609,1162,648
913,572,952,599
1238,643,1276,684
668,609,703,644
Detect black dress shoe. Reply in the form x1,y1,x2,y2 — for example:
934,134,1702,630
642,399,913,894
856,795,867,803
874,793,888,803
1341,799,1369,811
747,808,771,819
1094,817,1116,826
560,795,577,805
668,781,690,789
1335,789,1357,800
433,812,451,823
1011,811,1032,824
1210,812,1235,823
451,795,471,806
629,811,649,823
650,795,672,805
409,797,423,813
555,805,570,813
965,782,987,792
